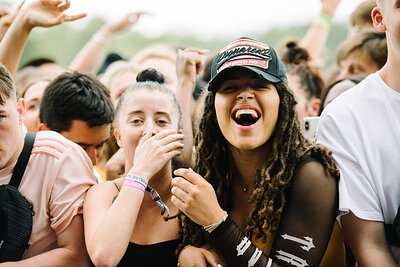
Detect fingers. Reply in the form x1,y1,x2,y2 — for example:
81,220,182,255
15,0,26,13
151,129,180,140
174,168,202,185
202,249,220,267
58,0,70,11
172,176,193,193
63,12,87,22
43,13,65,26
161,140,184,153
137,130,153,147
171,181,189,202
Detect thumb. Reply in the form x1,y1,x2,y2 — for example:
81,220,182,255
203,250,219,267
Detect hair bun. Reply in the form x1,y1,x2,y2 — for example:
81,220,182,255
281,40,310,65
136,68,165,84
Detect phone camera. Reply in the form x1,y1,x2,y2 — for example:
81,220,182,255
305,121,310,131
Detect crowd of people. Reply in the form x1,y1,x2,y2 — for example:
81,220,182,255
0,0,398,266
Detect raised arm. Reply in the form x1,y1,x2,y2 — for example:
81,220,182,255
175,48,204,168
0,0,86,76
299,0,341,69
69,12,146,73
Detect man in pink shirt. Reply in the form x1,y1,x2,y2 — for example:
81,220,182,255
0,63,96,265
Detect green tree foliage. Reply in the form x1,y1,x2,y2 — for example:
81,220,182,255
19,17,348,72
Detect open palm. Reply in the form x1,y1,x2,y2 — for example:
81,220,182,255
25,0,85,29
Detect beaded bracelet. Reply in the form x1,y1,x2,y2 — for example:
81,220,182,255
203,211,228,232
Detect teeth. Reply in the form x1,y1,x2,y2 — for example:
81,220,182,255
235,109,258,120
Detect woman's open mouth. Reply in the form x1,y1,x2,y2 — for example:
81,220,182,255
233,109,260,126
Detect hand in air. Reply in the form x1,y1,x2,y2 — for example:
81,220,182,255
176,48,205,84
129,129,184,180
23,0,86,29
171,168,225,228
0,1,24,40
103,11,149,34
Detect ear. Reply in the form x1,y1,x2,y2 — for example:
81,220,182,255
38,123,50,131
114,128,123,148
372,7,386,32
16,98,25,126
307,97,321,117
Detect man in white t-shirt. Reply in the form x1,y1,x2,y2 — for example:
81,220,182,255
316,0,400,265
0,64,96,264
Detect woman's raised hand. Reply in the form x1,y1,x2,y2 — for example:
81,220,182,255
23,0,86,29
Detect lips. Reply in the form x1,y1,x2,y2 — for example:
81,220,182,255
232,108,260,126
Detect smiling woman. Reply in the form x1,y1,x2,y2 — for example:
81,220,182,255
171,38,344,267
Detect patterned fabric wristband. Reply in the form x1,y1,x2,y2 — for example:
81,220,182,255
123,173,148,192
123,179,146,192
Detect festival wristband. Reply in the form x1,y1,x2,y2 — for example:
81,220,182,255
313,13,331,30
123,173,148,192
123,179,146,192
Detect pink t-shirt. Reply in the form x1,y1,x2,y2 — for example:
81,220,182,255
0,131,96,258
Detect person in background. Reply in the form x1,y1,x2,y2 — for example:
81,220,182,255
131,44,179,92
319,75,365,113
39,72,114,183
348,0,376,36
281,40,324,131
18,73,53,132
316,0,400,264
335,29,387,81
100,60,141,108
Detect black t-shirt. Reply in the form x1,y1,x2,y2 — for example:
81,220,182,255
116,239,180,267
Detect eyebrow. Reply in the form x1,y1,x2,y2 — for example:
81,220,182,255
26,97,40,102
127,110,171,116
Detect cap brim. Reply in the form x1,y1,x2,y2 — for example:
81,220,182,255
208,65,282,91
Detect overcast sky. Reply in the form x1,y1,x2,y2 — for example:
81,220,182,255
14,0,366,39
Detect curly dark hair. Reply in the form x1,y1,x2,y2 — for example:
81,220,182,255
177,80,339,251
